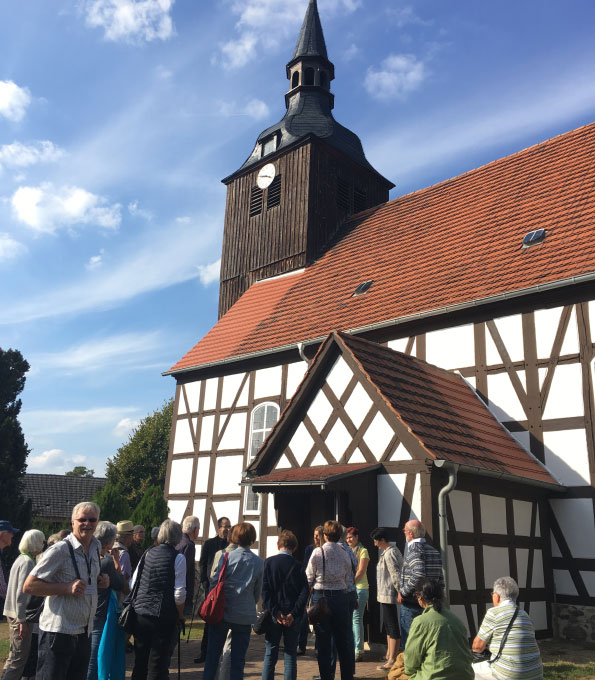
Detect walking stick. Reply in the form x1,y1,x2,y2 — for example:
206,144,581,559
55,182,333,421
179,621,185,680
185,582,203,642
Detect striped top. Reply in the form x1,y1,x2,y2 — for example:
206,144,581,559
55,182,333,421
477,602,543,680
399,539,444,601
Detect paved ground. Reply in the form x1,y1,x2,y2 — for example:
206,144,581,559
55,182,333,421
125,633,388,679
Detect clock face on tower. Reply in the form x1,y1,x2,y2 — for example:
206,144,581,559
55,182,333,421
257,163,276,189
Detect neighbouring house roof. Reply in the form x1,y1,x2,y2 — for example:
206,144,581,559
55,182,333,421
246,332,561,489
24,473,107,520
168,122,595,375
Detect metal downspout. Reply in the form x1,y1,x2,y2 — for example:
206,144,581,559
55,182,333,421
435,460,459,605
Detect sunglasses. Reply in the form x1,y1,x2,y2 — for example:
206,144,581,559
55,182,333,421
75,517,98,524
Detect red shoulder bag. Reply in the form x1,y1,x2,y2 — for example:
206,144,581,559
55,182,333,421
199,552,229,625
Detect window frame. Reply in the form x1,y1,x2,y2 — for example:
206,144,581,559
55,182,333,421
244,401,280,514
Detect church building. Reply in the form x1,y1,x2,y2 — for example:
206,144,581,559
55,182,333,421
163,0,595,639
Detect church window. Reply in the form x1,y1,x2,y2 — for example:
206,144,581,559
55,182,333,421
292,71,299,88
320,71,328,88
353,187,367,214
305,67,314,86
262,136,277,157
353,280,374,297
337,178,350,210
522,228,546,248
245,402,279,513
249,186,263,217
267,174,282,209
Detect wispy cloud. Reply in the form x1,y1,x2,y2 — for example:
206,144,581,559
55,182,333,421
217,98,270,121
386,6,430,28
29,331,165,375
83,0,175,44
218,0,361,70
27,448,87,474
128,200,153,220
196,258,220,286
364,54,426,101
0,233,27,261
0,80,31,122
0,216,220,324
112,417,139,438
22,406,140,437
86,251,104,271
0,141,65,170
11,183,121,233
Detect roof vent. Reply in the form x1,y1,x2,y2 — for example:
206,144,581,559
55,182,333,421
522,228,546,249
352,280,373,297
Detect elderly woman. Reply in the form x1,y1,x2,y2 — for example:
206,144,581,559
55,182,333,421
404,579,473,679
345,527,369,662
307,519,354,680
2,529,45,680
87,521,129,680
204,522,264,680
472,576,543,680
130,519,187,680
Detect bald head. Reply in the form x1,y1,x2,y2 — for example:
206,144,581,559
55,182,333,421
404,519,425,542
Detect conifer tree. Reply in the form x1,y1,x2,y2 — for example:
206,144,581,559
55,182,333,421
130,485,169,548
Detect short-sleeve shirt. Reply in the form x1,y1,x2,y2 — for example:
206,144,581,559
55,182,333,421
477,602,543,680
31,534,101,635
353,544,369,590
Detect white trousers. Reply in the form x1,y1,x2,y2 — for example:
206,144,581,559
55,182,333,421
473,660,494,679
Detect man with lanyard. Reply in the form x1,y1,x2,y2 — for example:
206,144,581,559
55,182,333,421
23,501,108,680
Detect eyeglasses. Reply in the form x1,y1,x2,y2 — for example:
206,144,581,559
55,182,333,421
75,517,98,524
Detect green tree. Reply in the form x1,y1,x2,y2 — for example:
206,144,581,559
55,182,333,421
130,485,169,548
0,348,32,558
65,465,95,477
93,482,132,524
106,399,173,507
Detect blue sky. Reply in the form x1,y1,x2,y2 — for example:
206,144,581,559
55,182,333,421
1,0,594,477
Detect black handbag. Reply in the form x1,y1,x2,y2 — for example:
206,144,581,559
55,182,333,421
118,550,147,633
254,561,298,635
472,605,519,665
307,548,331,625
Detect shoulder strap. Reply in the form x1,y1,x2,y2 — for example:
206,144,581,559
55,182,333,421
130,549,148,602
216,551,229,584
489,606,519,665
64,539,82,581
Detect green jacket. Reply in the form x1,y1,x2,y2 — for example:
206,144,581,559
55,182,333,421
404,605,474,680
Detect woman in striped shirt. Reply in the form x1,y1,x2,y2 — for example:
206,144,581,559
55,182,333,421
472,576,543,680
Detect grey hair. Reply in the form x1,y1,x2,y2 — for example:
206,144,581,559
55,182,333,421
19,529,45,555
71,502,100,521
95,521,117,548
157,519,183,547
151,527,159,540
406,520,426,539
182,516,200,533
493,576,519,602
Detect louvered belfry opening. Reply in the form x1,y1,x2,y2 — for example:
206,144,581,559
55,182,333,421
267,175,282,209
249,186,263,217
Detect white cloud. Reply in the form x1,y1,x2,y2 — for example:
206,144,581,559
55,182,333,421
128,200,153,220
343,43,361,62
0,233,27,261
27,448,87,474
84,0,175,43
30,331,165,374
0,140,65,170
197,258,220,286
386,6,430,28
219,0,360,70
11,183,121,233
112,417,140,438
0,80,31,122
364,54,426,101
217,98,270,121
86,252,104,271
21,406,140,437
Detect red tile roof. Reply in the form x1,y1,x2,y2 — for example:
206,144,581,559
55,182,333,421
335,332,558,487
169,122,595,373
245,463,378,486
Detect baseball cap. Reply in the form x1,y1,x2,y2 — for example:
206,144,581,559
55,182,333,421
0,520,19,534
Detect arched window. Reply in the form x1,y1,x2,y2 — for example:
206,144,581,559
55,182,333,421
305,67,314,86
291,71,299,88
245,402,279,513
320,71,328,89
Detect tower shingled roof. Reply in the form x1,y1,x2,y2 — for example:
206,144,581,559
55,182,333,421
293,0,328,60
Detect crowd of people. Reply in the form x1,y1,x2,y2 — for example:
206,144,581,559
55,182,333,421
0,508,544,680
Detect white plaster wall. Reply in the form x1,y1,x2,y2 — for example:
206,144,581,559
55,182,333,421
554,570,578,596
326,419,351,460
580,571,595,597
551,531,561,558
363,411,394,459
561,306,579,356
550,498,595,558
487,314,524,364
448,491,474,532
513,500,533,535
387,337,409,354
268,494,276,523
221,372,247,409
200,415,215,451
532,551,545,588
535,306,564,359
487,371,527,421
344,382,373,429
308,390,333,431
543,363,584,419
169,458,194,494
195,457,211,493
425,324,475,370
516,548,529,588
590,301,595,341
204,378,219,410
247,519,260,543
167,500,188,524
450,604,475,637
185,381,202,413
388,442,412,461
543,430,591,486
288,423,314,466
267,536,279,557
480,495,507,534
377,473,406,526
173,419,194,454
286,361,307,399
177,388,187,415
447,545,476,589
213,455,244,495
212,499,241,526
483,546,510,589
530,601,547,631
311,452,327,466
218,412,248,451
275,454,292,469
349,448,367,463
254,366,282,400
192,498,207,533
410,475,421,520
326,357,353,400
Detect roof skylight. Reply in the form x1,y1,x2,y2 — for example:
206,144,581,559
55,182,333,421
522,228,546,248
353,280,373,297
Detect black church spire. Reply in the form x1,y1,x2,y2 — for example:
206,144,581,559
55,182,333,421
293,0,328,60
